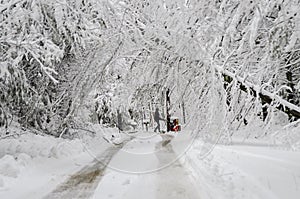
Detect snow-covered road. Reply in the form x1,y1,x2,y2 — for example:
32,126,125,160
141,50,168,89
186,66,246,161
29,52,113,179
42,131,201,199
2,129,300,199
92,132,201,199
43,146,122,199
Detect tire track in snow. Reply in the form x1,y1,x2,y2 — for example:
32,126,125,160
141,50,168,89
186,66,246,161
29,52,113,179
154,134,201,199
43,145,123,199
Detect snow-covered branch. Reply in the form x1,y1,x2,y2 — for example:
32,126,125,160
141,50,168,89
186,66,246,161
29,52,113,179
216,65,300,119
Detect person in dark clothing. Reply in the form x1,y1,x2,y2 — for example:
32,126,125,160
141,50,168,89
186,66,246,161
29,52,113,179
154,108,164,132
117,109,123,132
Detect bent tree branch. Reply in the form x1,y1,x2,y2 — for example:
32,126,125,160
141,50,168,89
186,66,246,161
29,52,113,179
216,66,300,120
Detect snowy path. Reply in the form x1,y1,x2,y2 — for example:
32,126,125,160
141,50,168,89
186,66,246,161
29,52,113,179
44,131,300,199
40,131,200,199
153,134,201,199
92,132,201,199
0,129,300,199
1,129,299,199
43,146,122,199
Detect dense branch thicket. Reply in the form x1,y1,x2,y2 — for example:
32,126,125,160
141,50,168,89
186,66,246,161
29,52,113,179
1,0,299,139
0,0,119,135
115,0,300,135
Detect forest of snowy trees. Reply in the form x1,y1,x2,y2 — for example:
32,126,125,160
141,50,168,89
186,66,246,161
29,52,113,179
1,0,300,139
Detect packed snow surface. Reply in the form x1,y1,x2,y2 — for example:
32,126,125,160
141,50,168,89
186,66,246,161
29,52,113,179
0,126,299,199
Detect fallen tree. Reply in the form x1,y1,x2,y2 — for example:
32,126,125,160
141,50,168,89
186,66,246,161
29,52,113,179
217,66,300,120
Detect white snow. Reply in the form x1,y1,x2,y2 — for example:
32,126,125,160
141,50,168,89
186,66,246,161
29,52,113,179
92,131,202,199
181,129,300,199
92,128,300,199
0,125,299,199
0,125,120,199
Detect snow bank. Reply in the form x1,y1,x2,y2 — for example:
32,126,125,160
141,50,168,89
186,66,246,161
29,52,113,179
0,153,31,189
0,124,118,198
219,112,300,151
49,139,85,159
0,155,21,178
0,131,87,190
0,133,85,159
172,129,300,199
85,124,133,146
